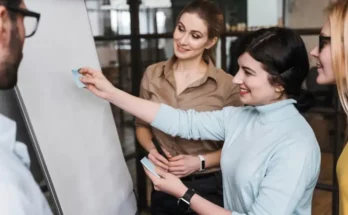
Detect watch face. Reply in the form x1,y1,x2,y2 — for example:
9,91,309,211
177,198,190,211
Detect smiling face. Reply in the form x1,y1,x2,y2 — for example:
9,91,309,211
173,12,215,60
233,52,285,106
310,20,335,85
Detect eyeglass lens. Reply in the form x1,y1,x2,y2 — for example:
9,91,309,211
24,16,38,37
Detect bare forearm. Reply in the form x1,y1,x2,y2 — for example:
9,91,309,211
136,127,154,152
107,88,160,124
190,194,231,215
204,149,222,169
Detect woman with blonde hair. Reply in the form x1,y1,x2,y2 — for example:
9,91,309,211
310,0,348,214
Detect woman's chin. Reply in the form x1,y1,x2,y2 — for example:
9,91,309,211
174,51,190,60
240,96,251,106
316,75,335,85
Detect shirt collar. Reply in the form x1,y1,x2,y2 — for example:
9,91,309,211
254,99,299,124
0,114,17,150
0,114,30,168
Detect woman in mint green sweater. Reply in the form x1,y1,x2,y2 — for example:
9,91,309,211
79,27,320,215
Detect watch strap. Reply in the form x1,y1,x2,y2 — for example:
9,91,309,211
177,188,195,212
182,188,195,204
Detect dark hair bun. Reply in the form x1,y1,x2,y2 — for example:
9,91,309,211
292,89,315,112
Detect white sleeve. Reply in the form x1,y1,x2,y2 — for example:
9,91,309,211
0,183,27,215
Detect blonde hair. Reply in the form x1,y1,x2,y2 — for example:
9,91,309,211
329,0,348,114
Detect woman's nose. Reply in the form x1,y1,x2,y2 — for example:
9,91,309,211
179,33,189,45
232,71,243,84
310,46,319,58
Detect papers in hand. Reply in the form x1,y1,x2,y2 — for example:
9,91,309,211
141,157,160,178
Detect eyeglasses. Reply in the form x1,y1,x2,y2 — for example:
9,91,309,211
5,5,41,38
319,35,331,52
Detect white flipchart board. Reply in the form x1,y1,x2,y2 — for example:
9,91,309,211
16,0,137,214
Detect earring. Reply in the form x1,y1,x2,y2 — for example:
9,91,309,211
275,88,283,93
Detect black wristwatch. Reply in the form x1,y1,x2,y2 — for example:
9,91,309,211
177,188,196,211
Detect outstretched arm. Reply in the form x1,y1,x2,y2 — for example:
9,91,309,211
80,67,161,123
80,68,229,141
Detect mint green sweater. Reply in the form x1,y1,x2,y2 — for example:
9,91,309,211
151,99,321,215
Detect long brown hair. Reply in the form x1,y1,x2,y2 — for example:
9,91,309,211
328,0,348,114
176,0,224,65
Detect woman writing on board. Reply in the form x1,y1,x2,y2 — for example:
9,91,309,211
79,27,320,214
134,0,241,214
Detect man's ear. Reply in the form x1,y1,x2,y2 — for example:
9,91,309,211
205,37,218,49
0,6,9,39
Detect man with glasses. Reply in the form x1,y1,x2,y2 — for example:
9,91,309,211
0,0,52,214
